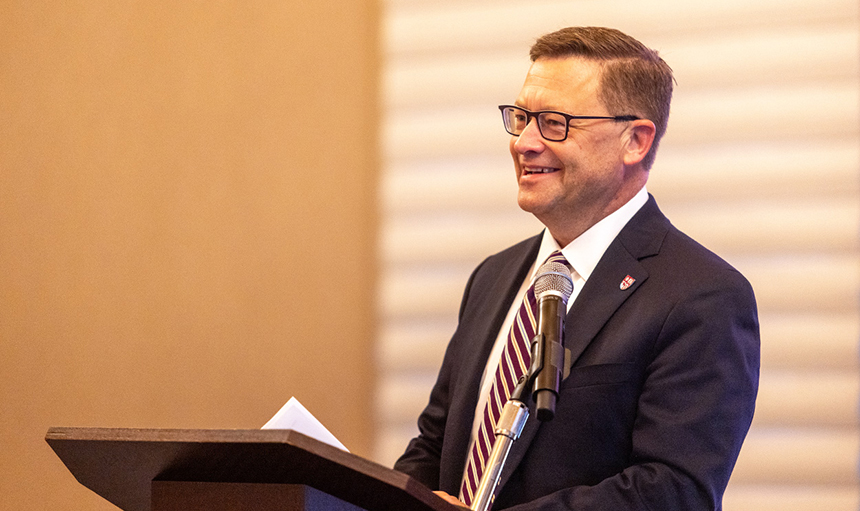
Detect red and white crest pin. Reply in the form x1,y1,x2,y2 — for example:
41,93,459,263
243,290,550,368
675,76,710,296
620,275,636,290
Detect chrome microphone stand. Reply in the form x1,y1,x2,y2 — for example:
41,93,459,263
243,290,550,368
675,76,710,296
468,381,530,511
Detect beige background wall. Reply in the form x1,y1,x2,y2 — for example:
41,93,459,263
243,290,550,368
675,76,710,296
0,2,378,510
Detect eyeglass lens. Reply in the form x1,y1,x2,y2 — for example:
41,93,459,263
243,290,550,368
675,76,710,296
502,107,567,141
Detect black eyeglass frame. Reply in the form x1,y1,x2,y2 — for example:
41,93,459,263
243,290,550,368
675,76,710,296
498,105,640,142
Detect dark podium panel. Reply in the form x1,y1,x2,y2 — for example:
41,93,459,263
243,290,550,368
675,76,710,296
45,427,455,511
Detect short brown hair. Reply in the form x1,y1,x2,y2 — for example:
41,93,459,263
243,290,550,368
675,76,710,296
530,27,674,169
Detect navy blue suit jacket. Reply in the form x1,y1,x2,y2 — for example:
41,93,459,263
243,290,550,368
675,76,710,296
393,196,760,510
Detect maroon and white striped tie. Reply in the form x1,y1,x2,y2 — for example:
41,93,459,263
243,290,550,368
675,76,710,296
459,250,569,507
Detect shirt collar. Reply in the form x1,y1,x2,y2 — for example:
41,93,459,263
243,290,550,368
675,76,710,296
533,186,649,281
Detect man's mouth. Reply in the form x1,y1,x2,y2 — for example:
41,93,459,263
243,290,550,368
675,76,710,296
523,167,560,175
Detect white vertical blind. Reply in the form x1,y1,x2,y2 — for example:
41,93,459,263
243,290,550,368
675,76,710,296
376,1,860,509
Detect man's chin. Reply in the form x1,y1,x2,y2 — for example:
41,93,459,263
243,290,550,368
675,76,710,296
516,193,550,216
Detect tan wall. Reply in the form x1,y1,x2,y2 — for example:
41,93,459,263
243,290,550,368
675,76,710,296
0,2,378,509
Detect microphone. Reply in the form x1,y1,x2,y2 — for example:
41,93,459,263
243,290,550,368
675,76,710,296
531,260,573,421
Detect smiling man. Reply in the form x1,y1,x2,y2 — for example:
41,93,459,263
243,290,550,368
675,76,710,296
394,27,760,511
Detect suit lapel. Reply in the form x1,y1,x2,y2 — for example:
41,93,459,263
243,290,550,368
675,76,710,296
440,234,542,493
495,196,669,493
563,242,649,364
565,196,667,367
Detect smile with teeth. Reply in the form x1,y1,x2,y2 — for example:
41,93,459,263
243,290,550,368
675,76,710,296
524,166,560,175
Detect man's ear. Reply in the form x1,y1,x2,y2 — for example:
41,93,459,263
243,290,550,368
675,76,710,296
622,119,657,166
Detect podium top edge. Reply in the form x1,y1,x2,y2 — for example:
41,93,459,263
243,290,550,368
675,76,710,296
45,427,327,444
45,427,310,444
44,427,365,470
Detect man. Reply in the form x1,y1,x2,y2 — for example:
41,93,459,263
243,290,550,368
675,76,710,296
393,27,759,511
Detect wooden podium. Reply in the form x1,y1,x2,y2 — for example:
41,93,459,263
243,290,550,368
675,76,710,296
45,427,457,511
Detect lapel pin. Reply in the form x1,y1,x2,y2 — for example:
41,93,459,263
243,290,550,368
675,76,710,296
620,275,636,290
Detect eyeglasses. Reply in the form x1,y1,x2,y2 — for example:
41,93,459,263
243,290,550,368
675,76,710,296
498,105,639,142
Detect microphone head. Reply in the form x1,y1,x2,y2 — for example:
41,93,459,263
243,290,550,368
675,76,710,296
534,261,574,303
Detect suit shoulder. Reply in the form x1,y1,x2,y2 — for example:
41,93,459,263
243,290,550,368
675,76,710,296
663,224,738,271
657,223,756,298
623,197,751,289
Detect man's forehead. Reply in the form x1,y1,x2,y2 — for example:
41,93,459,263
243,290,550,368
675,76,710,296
516,57,604,110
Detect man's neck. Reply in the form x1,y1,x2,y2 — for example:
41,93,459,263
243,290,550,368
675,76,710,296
546,186,649,248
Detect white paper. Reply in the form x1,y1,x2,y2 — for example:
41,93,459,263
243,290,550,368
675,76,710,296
261,397,349,452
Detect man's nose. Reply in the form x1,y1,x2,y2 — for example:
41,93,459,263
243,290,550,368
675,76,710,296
513,118,546,153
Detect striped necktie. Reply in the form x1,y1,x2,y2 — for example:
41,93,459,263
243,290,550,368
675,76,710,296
459,250,569,506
